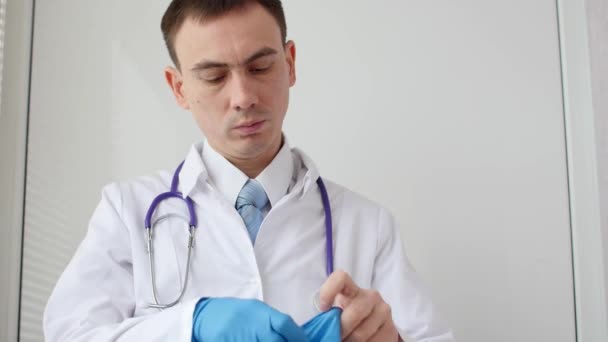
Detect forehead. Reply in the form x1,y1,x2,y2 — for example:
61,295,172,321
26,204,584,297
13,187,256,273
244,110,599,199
173,3,284,67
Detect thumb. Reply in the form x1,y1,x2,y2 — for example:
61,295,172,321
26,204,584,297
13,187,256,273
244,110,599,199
269,310,309,342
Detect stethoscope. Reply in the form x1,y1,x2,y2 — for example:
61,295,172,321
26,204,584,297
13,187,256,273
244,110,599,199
144,161,334,309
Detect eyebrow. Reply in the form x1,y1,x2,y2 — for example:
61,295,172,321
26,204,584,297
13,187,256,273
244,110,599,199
190,47,278,72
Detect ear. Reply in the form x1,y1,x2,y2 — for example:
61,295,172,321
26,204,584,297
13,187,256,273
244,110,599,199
284,40,296,87
164,66,190,110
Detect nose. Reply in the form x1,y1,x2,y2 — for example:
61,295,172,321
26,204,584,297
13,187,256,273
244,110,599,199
229,73,259,112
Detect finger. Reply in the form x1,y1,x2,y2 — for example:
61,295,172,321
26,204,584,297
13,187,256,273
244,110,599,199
319,270,360,311
269,310,309,342
340,290,381,339
344,300,390,342
368,316,399,342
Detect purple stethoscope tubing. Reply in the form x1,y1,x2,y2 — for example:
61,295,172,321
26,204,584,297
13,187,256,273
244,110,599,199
145,161,196,229
143,161,334,308
315,175,334,277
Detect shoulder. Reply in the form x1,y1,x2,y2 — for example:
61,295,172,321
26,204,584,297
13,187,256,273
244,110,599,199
98,169,174,211
321,178,393,220
290,146,394,220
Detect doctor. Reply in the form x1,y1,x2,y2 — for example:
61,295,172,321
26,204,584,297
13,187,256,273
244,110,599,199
44,0,455,341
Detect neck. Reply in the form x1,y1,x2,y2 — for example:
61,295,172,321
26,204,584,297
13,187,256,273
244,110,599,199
226,135,283,179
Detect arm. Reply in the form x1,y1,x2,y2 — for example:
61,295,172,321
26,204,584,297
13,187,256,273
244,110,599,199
43,184,198,342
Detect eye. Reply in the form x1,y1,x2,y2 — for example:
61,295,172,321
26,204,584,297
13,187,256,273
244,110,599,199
250,62,273,74
204,75,226,84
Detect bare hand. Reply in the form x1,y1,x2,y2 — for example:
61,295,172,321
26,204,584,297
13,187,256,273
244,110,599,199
319,270,399,341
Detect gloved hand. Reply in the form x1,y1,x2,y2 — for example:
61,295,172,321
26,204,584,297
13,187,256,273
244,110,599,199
192,298,309,342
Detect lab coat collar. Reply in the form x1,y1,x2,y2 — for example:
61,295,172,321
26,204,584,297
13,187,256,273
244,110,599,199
178,141,209,198
290,147,321,196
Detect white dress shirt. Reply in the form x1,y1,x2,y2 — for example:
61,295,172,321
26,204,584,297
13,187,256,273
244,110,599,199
202,138,295,217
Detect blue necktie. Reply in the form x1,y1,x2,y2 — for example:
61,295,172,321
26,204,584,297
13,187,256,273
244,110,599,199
235,179,269,244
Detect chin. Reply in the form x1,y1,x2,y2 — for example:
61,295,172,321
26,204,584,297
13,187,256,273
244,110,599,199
238,138,277,157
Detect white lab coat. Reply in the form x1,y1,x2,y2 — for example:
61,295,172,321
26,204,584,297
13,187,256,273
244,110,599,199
44,142,455,341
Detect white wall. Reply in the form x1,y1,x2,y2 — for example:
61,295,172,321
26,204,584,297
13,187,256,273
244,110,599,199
586,0,608,311
18,1,577,341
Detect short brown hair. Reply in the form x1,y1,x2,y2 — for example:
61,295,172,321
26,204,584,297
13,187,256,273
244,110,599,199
161,0,287,69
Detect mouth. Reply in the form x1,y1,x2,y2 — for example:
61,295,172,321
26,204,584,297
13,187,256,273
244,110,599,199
234,120,266,135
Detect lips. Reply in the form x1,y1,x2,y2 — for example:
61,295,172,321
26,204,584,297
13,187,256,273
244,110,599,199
234,120,266,135
235,120,264,128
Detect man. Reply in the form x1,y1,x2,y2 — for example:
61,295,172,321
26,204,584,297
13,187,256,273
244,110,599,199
44,1,455,341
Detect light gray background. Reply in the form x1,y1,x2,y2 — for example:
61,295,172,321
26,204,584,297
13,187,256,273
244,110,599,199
587,0,608,309
1,0,605,341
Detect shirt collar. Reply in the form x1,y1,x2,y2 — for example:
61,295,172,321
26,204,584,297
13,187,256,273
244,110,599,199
201,140,249,206
255,138,295,207
178,139,317,204
201,138,294,207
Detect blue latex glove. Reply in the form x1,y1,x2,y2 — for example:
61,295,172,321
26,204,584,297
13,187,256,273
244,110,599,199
302,307,342,341
192,298,309,342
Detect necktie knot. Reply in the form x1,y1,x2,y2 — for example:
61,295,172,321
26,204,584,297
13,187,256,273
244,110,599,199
236,179,269,209
236,179,268,244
